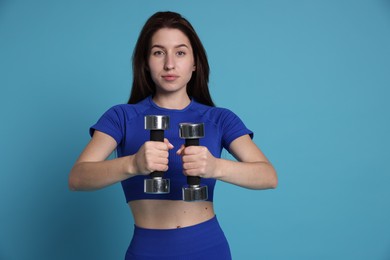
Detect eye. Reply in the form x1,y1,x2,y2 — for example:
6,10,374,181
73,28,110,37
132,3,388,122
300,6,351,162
176,51,186,56
152,50,165,56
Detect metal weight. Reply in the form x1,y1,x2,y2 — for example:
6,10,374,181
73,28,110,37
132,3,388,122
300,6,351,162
144,115,170,194
179,123,208,202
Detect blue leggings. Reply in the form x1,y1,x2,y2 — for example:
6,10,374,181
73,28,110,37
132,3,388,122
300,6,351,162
125,215,232,260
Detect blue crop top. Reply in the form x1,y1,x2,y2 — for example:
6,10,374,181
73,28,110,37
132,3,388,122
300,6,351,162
90,96,253,202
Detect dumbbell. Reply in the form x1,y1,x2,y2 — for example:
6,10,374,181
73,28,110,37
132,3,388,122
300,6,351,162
144,115,170,194
179,123,208,202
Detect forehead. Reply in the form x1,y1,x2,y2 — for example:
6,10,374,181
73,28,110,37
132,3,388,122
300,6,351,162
151,28,192,48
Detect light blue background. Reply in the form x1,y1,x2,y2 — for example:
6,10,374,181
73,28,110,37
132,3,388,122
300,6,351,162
1,0,390,259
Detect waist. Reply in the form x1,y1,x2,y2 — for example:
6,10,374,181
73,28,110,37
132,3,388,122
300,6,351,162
128,215,230,258
129,200,215,229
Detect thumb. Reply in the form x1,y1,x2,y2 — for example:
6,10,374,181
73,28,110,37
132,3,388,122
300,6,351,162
164,138,174,150
176,144,186,155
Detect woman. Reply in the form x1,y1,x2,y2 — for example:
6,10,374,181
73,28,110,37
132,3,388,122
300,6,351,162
69,11,277,260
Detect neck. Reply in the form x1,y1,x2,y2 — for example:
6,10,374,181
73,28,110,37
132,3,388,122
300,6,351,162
152,92,191,110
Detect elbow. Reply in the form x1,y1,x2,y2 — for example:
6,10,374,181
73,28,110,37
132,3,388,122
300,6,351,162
253,172,278,190
68,169,82,191
68,163,88,191
267,167,278,189
68,175,78,191
270,169,278,189
270,175,278,189
259,163,278,190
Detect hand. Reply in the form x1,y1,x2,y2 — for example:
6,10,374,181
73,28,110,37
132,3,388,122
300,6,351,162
176,145,219,179
134,138,173,175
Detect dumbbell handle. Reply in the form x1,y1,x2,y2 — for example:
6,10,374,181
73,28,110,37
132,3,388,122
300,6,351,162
150,130,164,179
185,138,201,186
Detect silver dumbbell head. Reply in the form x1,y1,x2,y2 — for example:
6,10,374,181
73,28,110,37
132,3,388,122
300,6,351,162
144,178,170,194
145,115,169,130
179,123,205,139
182,185,208,202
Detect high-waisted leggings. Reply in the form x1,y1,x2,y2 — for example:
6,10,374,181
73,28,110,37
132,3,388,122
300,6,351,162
125,215,232,260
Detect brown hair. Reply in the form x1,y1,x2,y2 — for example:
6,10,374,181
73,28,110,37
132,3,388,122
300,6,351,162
127,11,215,106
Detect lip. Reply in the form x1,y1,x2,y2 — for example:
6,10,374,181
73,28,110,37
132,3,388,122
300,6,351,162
162,74,179,81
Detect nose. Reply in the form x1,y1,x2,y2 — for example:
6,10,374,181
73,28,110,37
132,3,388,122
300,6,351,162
164,53,175,70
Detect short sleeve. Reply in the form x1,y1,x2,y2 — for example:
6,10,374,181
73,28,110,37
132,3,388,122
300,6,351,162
220,109,254,152
89,105,125,144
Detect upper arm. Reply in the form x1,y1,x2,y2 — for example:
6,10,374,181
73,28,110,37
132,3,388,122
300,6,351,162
228,135,270,163
76,130,118,163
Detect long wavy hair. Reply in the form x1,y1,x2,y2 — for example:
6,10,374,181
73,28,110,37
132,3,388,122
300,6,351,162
127,11,215,106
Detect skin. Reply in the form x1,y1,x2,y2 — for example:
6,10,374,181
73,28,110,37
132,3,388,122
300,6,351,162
148,28,196,109
69,28,278,229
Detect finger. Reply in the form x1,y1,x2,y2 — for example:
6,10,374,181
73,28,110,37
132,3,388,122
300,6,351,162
144,141,166,151
182,168,202,177
153,157,169,166
176,144,186,155
182,161,198,170
182,146,207,155
149,141,171,151
154,151,169,161
181,154,199,163
146,157,169,172
164,138,174,149
182,146,196,155
153,163,169,172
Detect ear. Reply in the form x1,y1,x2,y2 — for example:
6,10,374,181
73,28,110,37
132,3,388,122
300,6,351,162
192,64,196,71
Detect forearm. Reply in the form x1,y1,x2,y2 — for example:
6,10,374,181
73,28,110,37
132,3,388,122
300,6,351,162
215,159,278,190
69,155,137,191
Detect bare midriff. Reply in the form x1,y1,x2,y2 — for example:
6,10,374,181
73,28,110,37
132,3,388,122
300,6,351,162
129,200,215,229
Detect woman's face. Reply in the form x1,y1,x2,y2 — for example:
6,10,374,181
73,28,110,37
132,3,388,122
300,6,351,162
148,28,196,96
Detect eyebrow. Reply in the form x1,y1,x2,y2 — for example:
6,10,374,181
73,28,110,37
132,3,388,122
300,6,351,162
151,44,190,49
